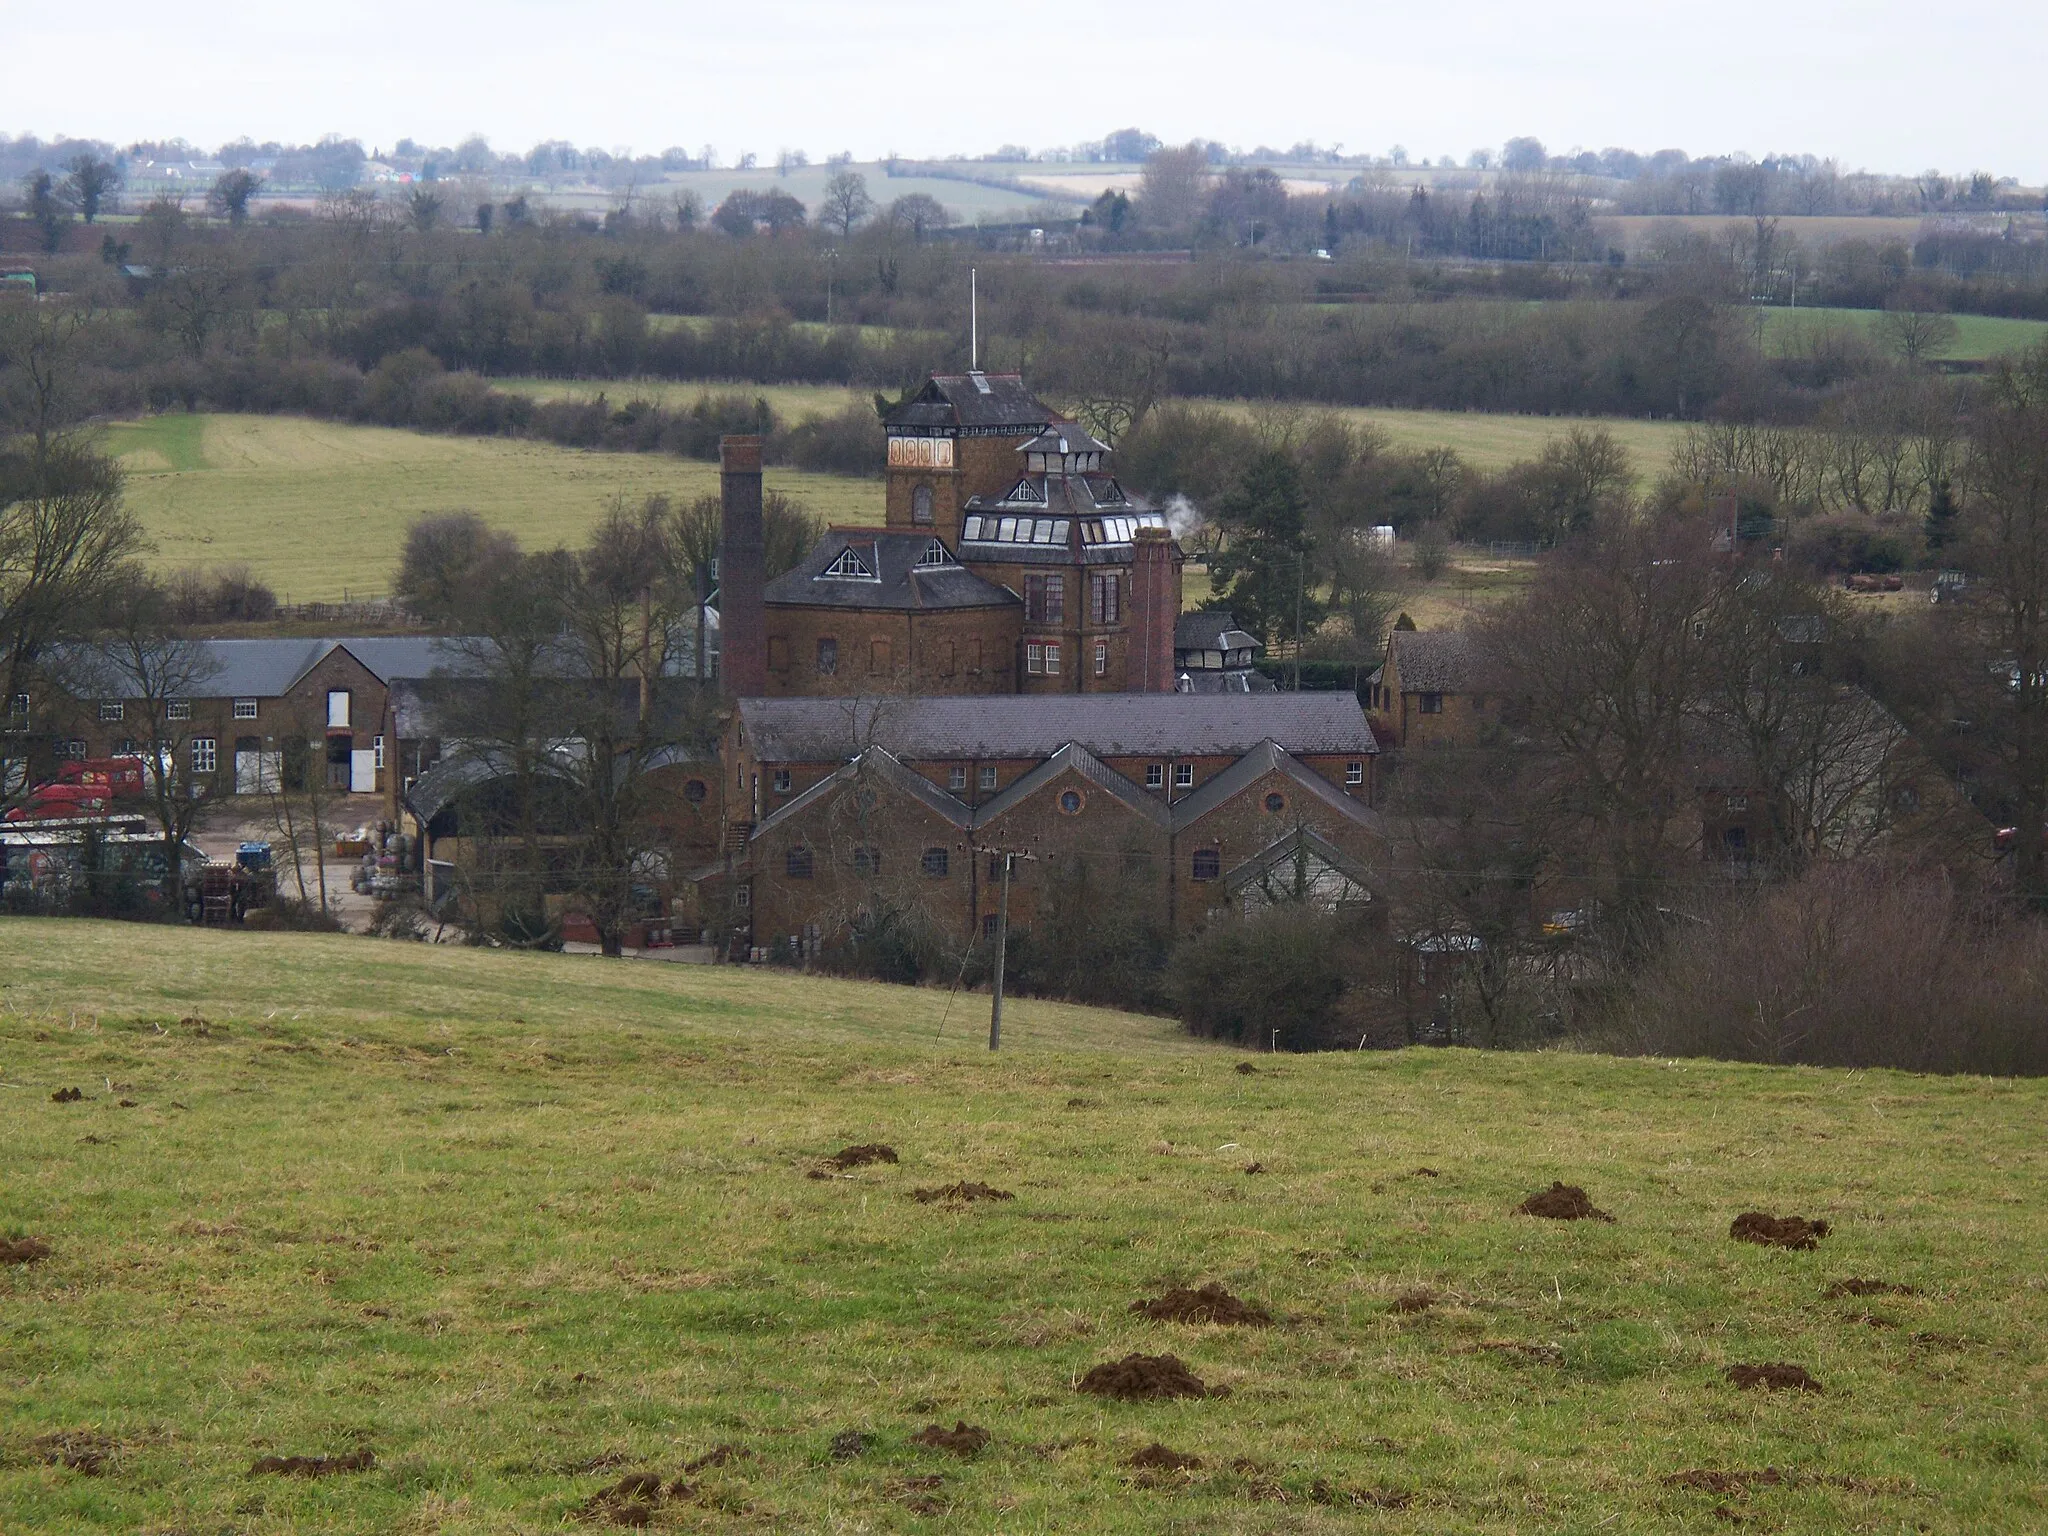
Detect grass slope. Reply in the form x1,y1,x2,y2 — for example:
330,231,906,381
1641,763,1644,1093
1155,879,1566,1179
99,415,884,603
2,919,2043,1533
1756,306,2048,362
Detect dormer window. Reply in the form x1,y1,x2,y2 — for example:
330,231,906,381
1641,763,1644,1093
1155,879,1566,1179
819,546,878,580
916,539,957,568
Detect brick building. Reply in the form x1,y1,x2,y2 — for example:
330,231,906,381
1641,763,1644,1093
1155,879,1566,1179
1369,629,1498,749
693,693,1384,951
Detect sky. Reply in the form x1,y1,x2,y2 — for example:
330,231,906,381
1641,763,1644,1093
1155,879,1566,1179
5,0,2043,181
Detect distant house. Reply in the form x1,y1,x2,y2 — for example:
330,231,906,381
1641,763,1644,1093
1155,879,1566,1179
1370,629,1496,749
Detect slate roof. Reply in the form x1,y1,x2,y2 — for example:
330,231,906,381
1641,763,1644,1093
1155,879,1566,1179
763,530,1021,612
975,742,1172,828
1386,630,1486,693
751,747,975,839
736,693,1378,763
964,474,1140,518
1175,611,1262,654
61,637,483,700
1177,669,1277,694
883,373,1057,432
1171,739,1383,831
1017,425,1111,456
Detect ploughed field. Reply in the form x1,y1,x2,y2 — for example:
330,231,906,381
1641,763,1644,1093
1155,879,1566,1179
2,919,2043,1533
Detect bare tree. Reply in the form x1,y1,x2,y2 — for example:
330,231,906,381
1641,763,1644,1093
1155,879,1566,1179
1878,301,1958,368
1138,142,1212,231
0,299,97,455
817,168,874,237
882,193,948,241
265,703,342,915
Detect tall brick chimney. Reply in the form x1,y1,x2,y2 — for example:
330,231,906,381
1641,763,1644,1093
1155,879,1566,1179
1128,526,1177,693
718,435,767,697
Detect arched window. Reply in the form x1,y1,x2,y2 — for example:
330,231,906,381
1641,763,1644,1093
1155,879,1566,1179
912,484,935,525
785,846,814,879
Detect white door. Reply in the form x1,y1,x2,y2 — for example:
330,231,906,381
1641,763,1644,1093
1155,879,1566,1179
350,750,376,793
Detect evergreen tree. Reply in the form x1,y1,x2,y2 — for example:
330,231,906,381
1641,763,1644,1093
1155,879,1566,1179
1925,478,1959,552
1208,450,1327,646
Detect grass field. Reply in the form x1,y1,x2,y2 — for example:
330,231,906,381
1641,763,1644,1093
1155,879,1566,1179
98,415,886,603
1756,305,2048,362
3,919,2043,1533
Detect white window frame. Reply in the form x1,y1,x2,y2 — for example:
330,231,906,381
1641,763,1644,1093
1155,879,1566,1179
326,690,351,730
374,734,386,770
233,698,259,720
979,766,998,791
1094,641,1108,676
1146,763,1164,789
947,766,967,791
98,700,125,722
1174,762,1194,789
167,700,192,721
191,737,218,774
1043,643,1061,675
1026,643,1044,676
1346,761,1364,786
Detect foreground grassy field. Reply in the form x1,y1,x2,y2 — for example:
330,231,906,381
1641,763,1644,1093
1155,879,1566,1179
99,415,885,603
3,921,2043,1533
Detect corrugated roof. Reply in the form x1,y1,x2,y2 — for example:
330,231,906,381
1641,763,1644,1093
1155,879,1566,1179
763,531,1021,612
737,693,1378,763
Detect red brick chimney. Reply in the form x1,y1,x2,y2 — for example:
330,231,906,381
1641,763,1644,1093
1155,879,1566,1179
1128,526,1177,693
718,435,767,697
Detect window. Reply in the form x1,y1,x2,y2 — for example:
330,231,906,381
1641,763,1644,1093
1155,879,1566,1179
374,735,385,770
114,738,137,756
1043,643,1061,676
1027,643,1045,675
98,701,125,722
1265,793,1286,813
916,537,955,568
1192,848,1221,881
911,485,935,525
327,690,350,729
1346,760,1364,786
979,766,998,791
167,700,192,721
1025,574,1065,625
734,884,751,910
1174,763,1194,789
683,778,708,803
1058,789,1083,814
948,766,967,792
191,737,218,774
1094,641,1108,677
816,638,838,675
233,698,259,720
772,769,792,794
1146,763,1164,789
983,913,1001,940
1896,784,1921,812
1723,826,1748,853
768,636,789,673
1419,692,1444,714
921,847,950,877
59,739,86,760
1090,573,1121,625
1725,793,1749,812
785,847,814,879
821,546,877,579
852,846,881,877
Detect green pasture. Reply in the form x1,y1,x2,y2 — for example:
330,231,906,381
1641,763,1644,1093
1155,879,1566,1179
1756,305,2048,362
97,414,886,603
1,919,2042,1532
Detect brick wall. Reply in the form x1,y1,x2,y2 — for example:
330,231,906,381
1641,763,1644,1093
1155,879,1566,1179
762,605,1021,698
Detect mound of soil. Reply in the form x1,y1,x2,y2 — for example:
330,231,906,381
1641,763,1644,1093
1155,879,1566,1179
910,1421,990,1457
682,1443,749,1474
1824,1278,1918,1298
248,1448,376,1477
1731,1212,1830,1249
1077,1353,1223,1401
1235,1062,1260,1075
0,1237,51,1265
1242,1161,1265,1175
1665,1468,1786,1494
829,1430,870,1460
1130,1282,1272,1326
888,1474,947,1515
824,1143,897,1170
33,1431,117,1475
1411,1167,1441,1178
1390,1288,1436,1314
50,1087,83,1103
1126,1443,1204,1472
1514,1182,1615,1222
911,1182,1014,1204
574,1471,674,1526
1726,1363,1823,1393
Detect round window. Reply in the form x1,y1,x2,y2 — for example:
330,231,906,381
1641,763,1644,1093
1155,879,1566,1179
1058,789,1083,814
684,779,707,803
1264,792,1286,813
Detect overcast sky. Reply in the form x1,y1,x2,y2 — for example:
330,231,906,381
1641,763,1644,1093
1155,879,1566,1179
6,0,2042,180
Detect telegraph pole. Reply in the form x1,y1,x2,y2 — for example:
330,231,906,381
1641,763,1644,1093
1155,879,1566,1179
978,847,1035,1052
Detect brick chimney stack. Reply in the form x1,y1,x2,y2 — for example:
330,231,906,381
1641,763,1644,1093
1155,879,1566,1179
1128,526,1177,693
718,435,767,697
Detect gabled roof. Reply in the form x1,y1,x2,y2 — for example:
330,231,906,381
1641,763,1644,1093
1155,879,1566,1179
59,637,484,700
974,742,1172,829
1386,629,1487,694
752,745,975,839
1018,425,1111,456
1223,825,1378,897
883,373,1058,432
1171,738,1384,833
763,530,1020,612
736,693,1379,764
